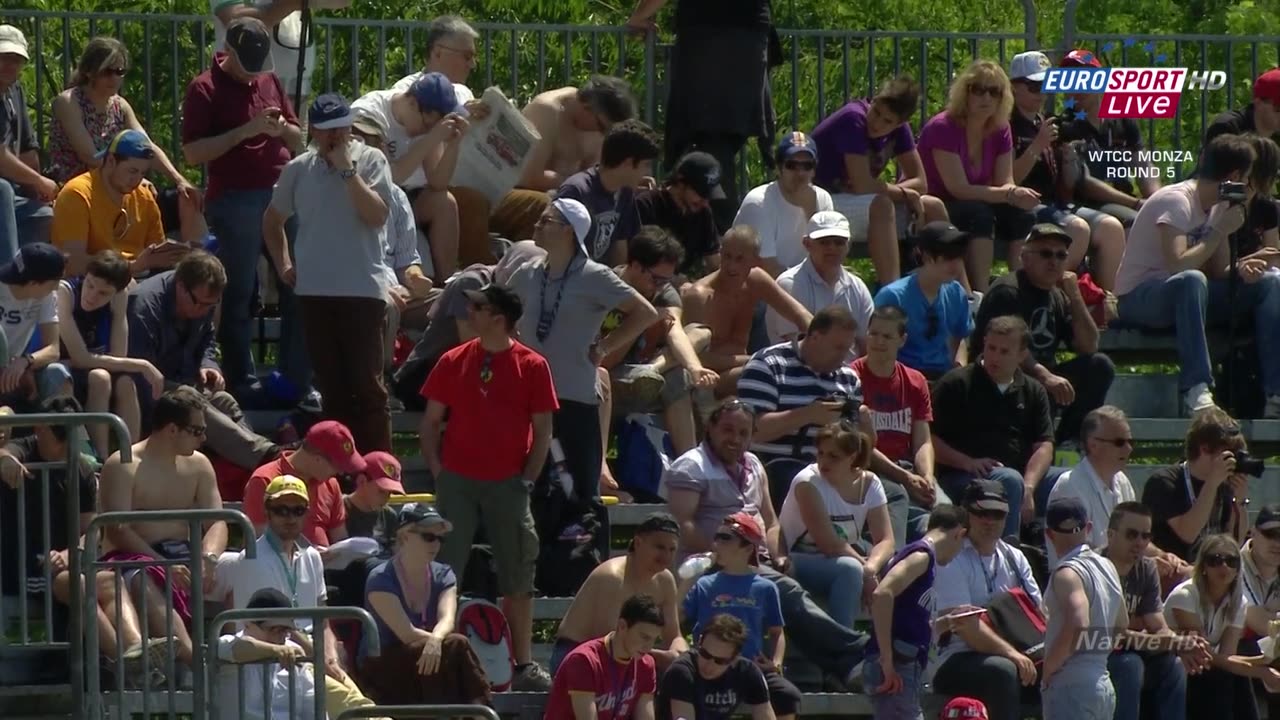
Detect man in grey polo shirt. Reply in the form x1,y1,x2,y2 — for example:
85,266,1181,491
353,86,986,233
265,93,397,453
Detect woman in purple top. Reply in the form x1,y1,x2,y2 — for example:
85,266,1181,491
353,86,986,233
812,76,949,286
863,505,970,720
917,61,1039,292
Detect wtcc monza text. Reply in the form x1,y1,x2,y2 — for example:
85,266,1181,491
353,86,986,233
1087,149,1197,180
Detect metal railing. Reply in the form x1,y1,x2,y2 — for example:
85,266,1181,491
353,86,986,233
83,508,255,720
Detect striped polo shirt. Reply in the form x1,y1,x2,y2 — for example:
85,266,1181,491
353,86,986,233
737,340,863,464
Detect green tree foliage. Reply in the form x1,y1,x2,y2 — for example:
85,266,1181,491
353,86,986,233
1,0,1276,184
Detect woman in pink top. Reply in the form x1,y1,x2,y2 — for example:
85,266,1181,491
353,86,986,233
917,60,1039,291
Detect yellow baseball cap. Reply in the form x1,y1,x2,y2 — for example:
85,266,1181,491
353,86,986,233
264,475,309,502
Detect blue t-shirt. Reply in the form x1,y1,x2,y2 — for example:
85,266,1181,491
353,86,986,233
555,166,640,261
873,274,973,374
362,559,456,657
683,571,784,661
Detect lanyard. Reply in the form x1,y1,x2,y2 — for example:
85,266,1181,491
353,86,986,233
602,636,630,715
264,532,299,604
1183,464,1225,537
979,549,1003,596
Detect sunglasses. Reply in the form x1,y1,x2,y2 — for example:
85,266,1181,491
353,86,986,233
1204,554,1241,569
970,84,1002,98
1094,437,1134,448
269,505,308,518
1122,528,1153,541
697,646,734,666
479,352,494,385
784,160,816,172
924,308,940,341
646,267,674,286
1018,79,1043,93
1259,528,1280,541
970,508,1008,521
414,531,444,544
180,423,207,437
1031,249,1070,262
101,67,128,77
814,236,849,248
713,531,737,543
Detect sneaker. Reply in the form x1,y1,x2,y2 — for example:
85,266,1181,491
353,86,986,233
1266,396,1280,420
1183,384,1216,416
297,390,323,415
611,364,666,411
511,662,553,691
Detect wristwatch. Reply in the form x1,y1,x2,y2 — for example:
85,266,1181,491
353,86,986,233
339,167,357,180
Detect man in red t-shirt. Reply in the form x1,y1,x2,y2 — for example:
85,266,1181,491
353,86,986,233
851,305,941,544
242,420,366,547
419,282,559,691
545,593,661,720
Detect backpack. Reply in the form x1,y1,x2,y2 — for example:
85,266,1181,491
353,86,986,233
456,597,516,691
615,414,674,502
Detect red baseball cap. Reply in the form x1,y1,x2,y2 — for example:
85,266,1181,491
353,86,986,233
304,420,366,475
942,697,989,719
361,451,405,494
1254,68,1280,106
1060,48,1102,68
723,512,765,547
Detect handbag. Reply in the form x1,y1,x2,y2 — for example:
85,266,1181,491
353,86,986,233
979,545,1048,663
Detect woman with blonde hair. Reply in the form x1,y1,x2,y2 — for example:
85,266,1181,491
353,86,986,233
1164,533,1280,719
916,59,1039,292
48,37,198,202
777,420,895,628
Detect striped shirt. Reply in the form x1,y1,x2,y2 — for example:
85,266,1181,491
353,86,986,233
736,340,863,464
382,184,427,289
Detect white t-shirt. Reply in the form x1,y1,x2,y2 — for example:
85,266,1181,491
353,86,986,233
214,534,327,634
210,0,316,83
216,632,321,720
1163,577,1246,652
777,464,886,554
349,89,432,190
931,539,1043,669
391,72,475,105
1045,458,1136,568
0,284,57,357
1114,180,1209,296
766,258,874,346
732,181,834,269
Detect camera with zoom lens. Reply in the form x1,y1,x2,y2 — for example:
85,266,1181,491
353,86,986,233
825,393,860,420
1232,450,1265,478
1220,181,1248,205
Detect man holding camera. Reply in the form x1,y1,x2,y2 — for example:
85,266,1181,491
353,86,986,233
1140,406,1252,566
1113,134,1280,418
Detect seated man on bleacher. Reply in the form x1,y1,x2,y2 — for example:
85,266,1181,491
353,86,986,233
50,129,190,278
661,398,871,691
682,226,813,397
634,151,725,276
546,592,661,720
214,475,377,717
0,243,72,410
98,386,229,685
601,227,716,456
930,480,1044,720
733,132,833,278
932,315,1057,537
1113,133,1280,417
0,25,56,255
552,512,688,674
128,250,279,471
342,451,404,548
214,588,323,720
973,223,1115,448
656,613,774,720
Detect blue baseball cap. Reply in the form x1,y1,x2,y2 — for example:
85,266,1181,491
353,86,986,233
309,93,355,130
0,244,66,286
1046,496,1089,533
98,129,156,162
777,130,818,162
409,72,464,115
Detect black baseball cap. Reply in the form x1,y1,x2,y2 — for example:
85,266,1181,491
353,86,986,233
1256,504,1280,533
245,587,296,628
1045,496,1088,533
670,151,727,200
1025,223,1072,246
225,17,274,75
462,284,524,326
916,221,973,257
0,244,66,285
963,479,1010,513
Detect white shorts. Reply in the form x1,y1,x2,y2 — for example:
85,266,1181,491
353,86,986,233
831,193,910,241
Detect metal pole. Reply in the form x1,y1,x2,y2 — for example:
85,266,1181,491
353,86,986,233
294,0,311,114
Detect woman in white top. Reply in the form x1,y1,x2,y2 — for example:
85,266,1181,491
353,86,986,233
778,421,895,628
1164,534,1280,720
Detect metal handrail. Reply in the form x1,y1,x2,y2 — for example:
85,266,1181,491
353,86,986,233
336,706,500,720
208,606,381,720
83,508,254,720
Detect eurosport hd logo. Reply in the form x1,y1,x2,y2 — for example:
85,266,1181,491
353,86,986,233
1043,42,1226,119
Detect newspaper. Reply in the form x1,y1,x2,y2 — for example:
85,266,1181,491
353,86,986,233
451,87,542,210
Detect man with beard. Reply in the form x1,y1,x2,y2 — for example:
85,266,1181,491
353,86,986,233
551,513,688,673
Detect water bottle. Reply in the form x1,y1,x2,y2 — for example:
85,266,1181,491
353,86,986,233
678,552,713,582
549,439,575,500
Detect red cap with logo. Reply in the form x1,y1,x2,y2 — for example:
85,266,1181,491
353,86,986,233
1254,69,1280,106
1059,48,1102,68
361,451,405,494
942,697,989,719
724,512,765,547
304,420,366,475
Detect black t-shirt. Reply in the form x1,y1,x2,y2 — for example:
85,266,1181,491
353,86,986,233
1058,116,1145,196
1119,554,1163,621
1204,104,1280,145
1141,464,1234,563
342,495,396,549
634,188,721,275
0,437,98,594
930,363,1055,472
675,0,771,31
655,652,770,720
1240,196,1279,257
973,270,1073,369
1010,109,1057,199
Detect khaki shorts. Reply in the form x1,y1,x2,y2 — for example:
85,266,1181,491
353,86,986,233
435,470,539,595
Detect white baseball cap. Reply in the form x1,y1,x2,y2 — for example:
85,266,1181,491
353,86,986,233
806,211,851,240
0,26,29,60
550,198,592,256
1009,51,1051,82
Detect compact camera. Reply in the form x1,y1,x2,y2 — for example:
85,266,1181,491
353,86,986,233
1232,450,1266,478
1219,181,1248,205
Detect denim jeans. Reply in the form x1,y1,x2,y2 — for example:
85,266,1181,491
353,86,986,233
790,552,865,628
932,651,1037,720
1117,269,1280,396
206,188,311,395
1108,650,1186,720
1041,674,1116,720
863,651,926,720
0,179,52,257
755,564,868,681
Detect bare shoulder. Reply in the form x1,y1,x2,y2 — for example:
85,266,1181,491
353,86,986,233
745,267,777,289
179,450,217,477
655,569,679,597
681,276,716,301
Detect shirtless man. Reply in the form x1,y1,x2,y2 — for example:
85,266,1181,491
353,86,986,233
98,385,227,677
682,226,815,396
549,512,688,674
